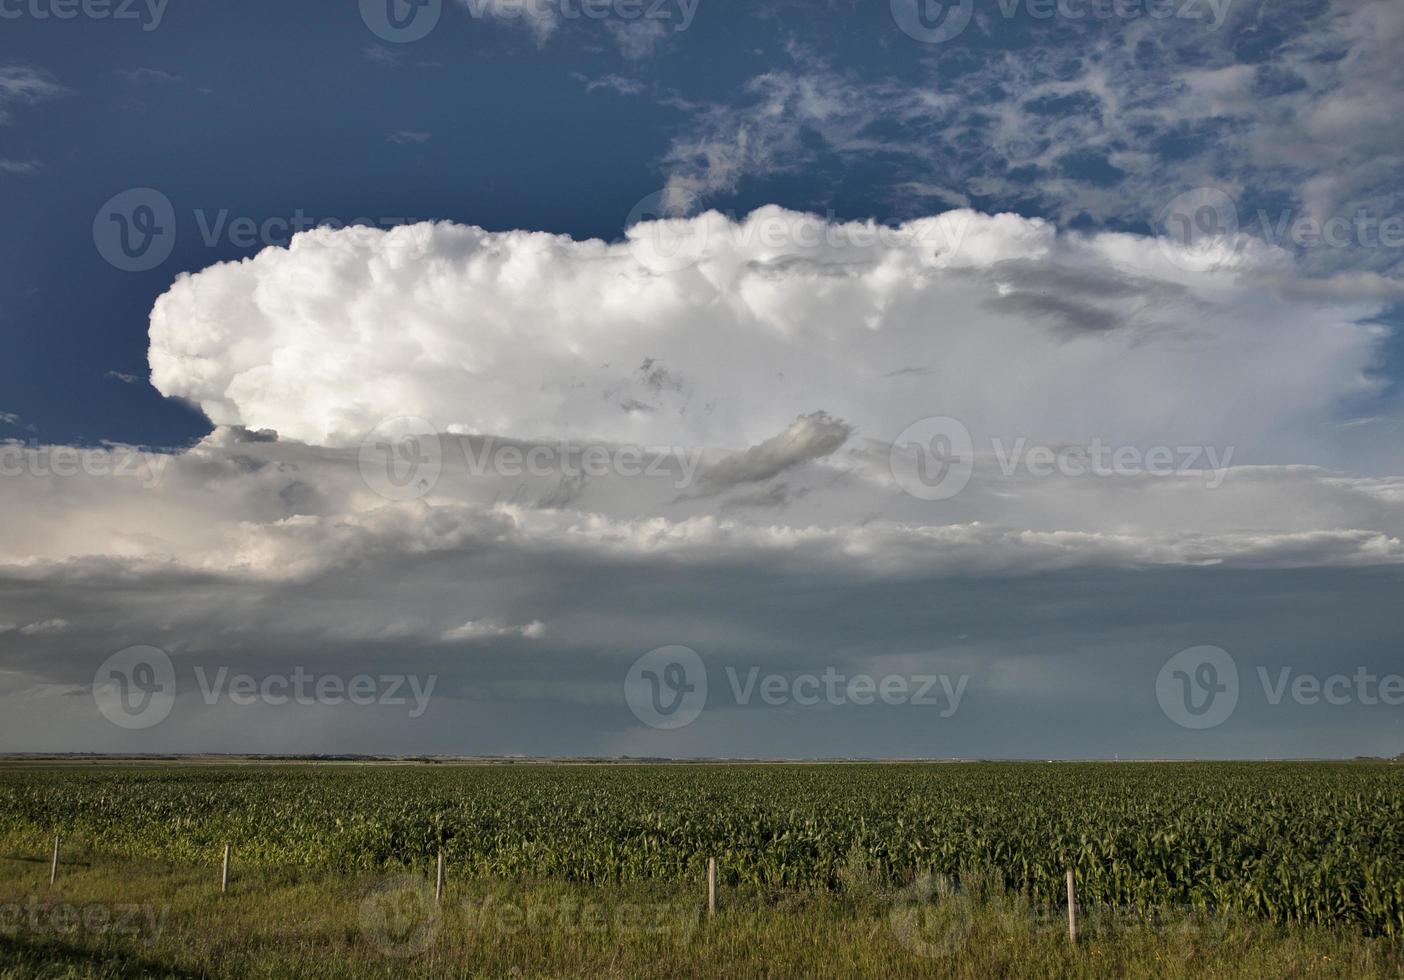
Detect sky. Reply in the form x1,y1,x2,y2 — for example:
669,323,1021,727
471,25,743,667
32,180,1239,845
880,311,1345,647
1,0,1403,758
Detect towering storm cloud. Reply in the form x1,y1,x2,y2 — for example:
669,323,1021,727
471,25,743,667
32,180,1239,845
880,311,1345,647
2,208,1402,759
148,209,1390,466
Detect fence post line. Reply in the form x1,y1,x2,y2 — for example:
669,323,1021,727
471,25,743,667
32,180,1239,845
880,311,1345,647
49,832,60,886
436,850,445,904
1066,869,1077,944
221,844,231,894
707,857,716,917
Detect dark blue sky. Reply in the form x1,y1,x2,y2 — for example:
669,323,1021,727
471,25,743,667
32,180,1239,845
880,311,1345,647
0,1,920,446
10,0,1396,449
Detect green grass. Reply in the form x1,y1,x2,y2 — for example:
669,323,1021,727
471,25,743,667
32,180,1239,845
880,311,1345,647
1,851,1402,979
2,761,1402,932
0,760,1401,977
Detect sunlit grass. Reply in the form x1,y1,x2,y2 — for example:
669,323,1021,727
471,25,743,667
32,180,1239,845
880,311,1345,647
0,850,1400,979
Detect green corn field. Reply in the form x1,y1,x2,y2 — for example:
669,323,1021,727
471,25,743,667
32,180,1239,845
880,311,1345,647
2,761,1401,936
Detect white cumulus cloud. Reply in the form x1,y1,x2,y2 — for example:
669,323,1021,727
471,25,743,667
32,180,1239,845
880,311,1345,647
148,208,1394,471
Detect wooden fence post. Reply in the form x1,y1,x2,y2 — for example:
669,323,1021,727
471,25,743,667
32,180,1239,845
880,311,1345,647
436,850,445,904
707,857,716,917
1066,869,1077,944
49,833,60,886
221,844,231,894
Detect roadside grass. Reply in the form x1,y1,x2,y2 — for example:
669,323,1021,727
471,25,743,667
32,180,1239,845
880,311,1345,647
0,849,1400,979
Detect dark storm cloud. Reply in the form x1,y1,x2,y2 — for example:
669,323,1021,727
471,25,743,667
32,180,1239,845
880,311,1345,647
4,547,1402,759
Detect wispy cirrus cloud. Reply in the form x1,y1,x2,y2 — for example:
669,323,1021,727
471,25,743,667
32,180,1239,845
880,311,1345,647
117,67,181,84
658,2,1404,279
0,158,41,176
0,64,70,125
